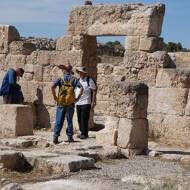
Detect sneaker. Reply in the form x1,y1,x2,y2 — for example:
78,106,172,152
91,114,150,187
68,136,74,142
53,136,59,144
80,135,87,139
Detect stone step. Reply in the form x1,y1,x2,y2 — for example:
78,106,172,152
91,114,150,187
36,155,95,173
0,150,31,171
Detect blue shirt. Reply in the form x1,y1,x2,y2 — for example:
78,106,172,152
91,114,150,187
0,69,17,96
53,72,78,88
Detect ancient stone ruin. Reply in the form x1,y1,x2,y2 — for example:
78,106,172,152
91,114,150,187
1,3,190,189
0,3,189,151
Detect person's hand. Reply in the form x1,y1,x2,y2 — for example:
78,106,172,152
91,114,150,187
91,102,96,109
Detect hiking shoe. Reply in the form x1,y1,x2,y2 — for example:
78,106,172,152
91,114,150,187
80,135,87,139
53,136,59,144
68,136,74,142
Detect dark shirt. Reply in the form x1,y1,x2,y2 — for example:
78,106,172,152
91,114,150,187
0,69,17,96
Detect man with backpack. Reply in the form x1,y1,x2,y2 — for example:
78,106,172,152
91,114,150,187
51,64,82,144
76,66,97,139
0,68,24,104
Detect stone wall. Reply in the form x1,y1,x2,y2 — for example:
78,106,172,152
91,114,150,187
1,3,188,147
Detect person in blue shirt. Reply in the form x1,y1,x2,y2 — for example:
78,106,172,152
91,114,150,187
0,68,24,104
51,64,82,144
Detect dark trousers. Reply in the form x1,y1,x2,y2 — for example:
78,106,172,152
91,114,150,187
76,104,91,137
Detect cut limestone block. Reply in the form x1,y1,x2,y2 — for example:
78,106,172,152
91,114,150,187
107,82,148,118
117,118,148,150
36,155,95,173
148,113,190,146
0,25,20,53
96,116,119,145
139,37,163,52
148,87,188,116
68,4,165,36
156,68,190,88
0,150,30,171
9,41,36,55
0,105,33,137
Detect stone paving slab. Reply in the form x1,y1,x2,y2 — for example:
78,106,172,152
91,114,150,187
0,150,29,171
36,155,95,173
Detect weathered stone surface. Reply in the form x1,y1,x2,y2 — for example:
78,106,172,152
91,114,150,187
148,88,188,116
19,81,43,103
0,105,33,137
124,51,174,69
107,82,148,118
36,155,95,173
148,114,190,146
5,54,26,68
50,50,83,66
156,68,190,88
33,65,43,81
117,118,148,149
139,37,163,52
96,116,119,145
125,36,139,51
36,50,51,66
0,25,20,53
9,41,36,55
68,4,165,36
0,150,29,171
0,54,7,70
56,35,83,51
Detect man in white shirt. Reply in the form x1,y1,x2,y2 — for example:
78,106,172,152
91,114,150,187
76,66,97,139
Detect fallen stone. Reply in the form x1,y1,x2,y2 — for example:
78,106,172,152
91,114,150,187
0,138,38,148
1,183,23,190
0,150,31,171
36,155,95,173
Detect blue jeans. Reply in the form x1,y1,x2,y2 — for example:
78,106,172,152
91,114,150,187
54,105,74,138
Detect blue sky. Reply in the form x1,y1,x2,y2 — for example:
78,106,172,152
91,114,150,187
0,0,189,48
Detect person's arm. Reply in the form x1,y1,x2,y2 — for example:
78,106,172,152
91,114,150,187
91,89,97,109
89,78,97,109
51,79,60,102
73,78,83,102
8,70,16,86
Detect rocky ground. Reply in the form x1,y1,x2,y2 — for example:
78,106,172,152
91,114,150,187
1,131,190,190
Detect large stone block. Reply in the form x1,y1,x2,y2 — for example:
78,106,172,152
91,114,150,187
0,25,20,53
19,81,43,103
50,50,83,66
117,118,148,149
0,151,29,171
56,35,83,51
96,116,119,145
156,69,190,88
148,114,190,146
0,105,33,137
124,51,174,69
107,82,148,118
36,50,51,66
148,87,188,116
68,4,165,36
139,37,163,52
125,36,139,51
6,54,26,68
9,41,36,55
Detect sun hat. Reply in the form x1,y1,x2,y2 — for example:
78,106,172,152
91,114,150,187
76,66,87,74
